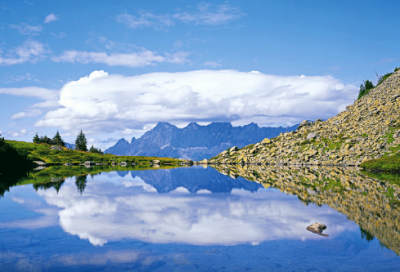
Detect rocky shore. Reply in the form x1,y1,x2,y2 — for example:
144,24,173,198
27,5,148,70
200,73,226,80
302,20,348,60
207,70,400,167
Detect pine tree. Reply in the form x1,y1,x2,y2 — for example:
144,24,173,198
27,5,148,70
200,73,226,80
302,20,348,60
33,133,40,144
52,131,65,146
75,130,88,151
89,145,103,154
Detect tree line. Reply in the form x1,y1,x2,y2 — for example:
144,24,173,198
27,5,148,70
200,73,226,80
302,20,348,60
33,130,103,154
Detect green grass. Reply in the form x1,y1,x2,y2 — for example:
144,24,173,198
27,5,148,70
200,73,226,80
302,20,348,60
5,140,182,166
360,152,400,171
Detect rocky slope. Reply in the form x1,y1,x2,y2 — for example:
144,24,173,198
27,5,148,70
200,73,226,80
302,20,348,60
212,164,400,255
105,122,298,161
211,70,400,166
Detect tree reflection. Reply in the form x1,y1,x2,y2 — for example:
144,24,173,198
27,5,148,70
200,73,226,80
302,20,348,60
75,175,88,195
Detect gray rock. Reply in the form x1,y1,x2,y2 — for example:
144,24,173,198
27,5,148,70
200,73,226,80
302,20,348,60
33,161,46,166
50,145,63,151
230,146,238,152
152,160,160,164
307,133,316,139
306,222,328,237
119,162,127,166
85,161,95,165
64,163,73,166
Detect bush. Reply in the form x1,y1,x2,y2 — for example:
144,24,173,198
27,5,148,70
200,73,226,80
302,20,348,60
357,80,374,100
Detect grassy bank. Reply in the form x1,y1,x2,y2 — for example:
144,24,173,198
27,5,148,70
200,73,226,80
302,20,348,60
5,140,181,166
360,152,400,172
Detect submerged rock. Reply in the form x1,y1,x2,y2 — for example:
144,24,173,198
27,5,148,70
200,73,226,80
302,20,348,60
306,222,328,237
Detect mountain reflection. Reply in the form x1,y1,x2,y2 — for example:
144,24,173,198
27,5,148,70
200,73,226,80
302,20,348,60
212,164,400,255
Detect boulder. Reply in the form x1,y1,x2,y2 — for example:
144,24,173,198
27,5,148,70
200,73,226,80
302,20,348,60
85,161,95,166
297,120,309,129
64,163,73,166
229,146,238,152
261,138,271,145
119,162,127,166
50,145,63,151
152,160,160,164
307,133,316,139
306,222,328,237
33,161,46,166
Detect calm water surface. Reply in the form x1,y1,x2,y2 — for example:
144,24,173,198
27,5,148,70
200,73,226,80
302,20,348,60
0,166,399,271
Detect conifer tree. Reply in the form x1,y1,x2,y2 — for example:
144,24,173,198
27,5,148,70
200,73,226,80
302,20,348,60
52,131,65,146
89,145,103,154
33,133,40,144
75,130,88,151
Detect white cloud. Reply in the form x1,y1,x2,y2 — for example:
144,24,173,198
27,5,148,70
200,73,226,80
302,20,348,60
0,40,46,66
9,23,43,35
116,11,174,29
173,3,244,25
44,13,58,23
11,128,28,137
34,69,358,134
51,32,66,39
0,86,59,108
204,61,221,67
32,174,353,246
51,49,189,67
11,109,42,119
116,3,244,29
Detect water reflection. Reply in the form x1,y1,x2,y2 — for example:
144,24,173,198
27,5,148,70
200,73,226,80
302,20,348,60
2,167,355,247
212,164,400,255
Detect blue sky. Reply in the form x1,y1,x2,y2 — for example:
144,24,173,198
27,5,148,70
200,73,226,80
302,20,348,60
1,0,399,149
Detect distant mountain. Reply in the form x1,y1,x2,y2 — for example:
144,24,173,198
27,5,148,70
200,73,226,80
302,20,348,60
116,166,263,194
65,142,76,150
105,122,298,160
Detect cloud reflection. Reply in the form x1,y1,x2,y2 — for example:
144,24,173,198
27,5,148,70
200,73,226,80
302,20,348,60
31,172,355,246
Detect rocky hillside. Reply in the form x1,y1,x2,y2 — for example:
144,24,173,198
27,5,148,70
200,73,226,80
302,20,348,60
105,122,298,161
211,70,400,166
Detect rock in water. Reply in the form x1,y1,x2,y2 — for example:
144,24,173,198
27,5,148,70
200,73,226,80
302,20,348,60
307,222,328,237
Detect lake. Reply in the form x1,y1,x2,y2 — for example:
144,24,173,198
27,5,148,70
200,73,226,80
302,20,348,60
0,165,399,271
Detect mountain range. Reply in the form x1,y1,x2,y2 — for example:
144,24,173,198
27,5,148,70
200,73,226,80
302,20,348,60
105,122,298,160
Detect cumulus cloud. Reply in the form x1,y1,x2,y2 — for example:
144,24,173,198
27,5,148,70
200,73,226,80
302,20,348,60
9,23,43,35
116,3,244,29
0,40,46,66
51,49,189,67
44,13,58,23
34,70,358,134
204,61,221,67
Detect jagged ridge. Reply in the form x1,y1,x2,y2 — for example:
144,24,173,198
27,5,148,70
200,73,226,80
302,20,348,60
105,122,298,161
